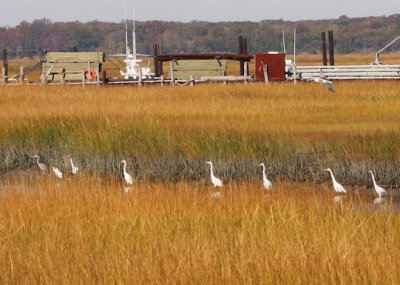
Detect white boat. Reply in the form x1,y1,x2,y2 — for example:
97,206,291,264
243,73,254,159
120,3,154,80
121,55,154,80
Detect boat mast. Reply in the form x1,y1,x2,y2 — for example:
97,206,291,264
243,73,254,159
132,6,137,61
125,0,130,55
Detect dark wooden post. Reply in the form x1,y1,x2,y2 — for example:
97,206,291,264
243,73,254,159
328,31,334,66
102,69,107,86
3,49,8,83
153,44,159,77
321,32,327,66
158,45,163,77
243,38,249,75
39,50,43,75
238,35,244,76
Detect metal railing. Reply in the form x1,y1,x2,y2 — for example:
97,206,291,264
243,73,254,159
288,65,400,80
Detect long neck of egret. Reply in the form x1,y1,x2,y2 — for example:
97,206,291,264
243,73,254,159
209,163,214,179
261,165,267,180
328,170,337,184
370,172,377,188
123,161,127,175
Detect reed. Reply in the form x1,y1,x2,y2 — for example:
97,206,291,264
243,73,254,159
0,177,398,283
0,73,399,283
1,81,400,185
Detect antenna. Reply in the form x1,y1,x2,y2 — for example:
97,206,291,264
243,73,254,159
125,0,130,55
293,28,296,65
373,35,400,65
282,30,286,54
132,6,137,61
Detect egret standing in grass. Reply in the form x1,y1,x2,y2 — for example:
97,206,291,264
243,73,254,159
67,154,79,175
258,163,273,190
368,170,387,198
52,166,63,179
121,160,133,185
205,161,222,198
32,155,48,172
324,168,347,194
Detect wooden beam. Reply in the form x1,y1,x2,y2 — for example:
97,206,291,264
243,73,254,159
328,31,334,66
158,44,163,76
153,44,159,77
41,60,58,84
102,69,107,86
321,32,327,66
239,36,244,75
2,49,8,83
157,53,253,62
243,38,249,76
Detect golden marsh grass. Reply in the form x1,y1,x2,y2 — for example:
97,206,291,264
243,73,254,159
1,81,400,186
1,81,400,158
0,177,399,283
1,65,400,283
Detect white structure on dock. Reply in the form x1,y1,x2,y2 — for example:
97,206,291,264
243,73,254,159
120,3,154,80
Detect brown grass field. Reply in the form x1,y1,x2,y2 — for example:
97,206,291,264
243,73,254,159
0,54,399,283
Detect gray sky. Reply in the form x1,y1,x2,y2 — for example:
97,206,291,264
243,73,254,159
1,0,399,27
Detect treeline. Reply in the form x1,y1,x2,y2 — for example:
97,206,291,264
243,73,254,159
0,14,399,58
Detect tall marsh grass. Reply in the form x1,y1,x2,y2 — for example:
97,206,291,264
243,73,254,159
1,81,400,185
0,177,399,283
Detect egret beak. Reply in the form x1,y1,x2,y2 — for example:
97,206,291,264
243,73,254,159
258,164,262,167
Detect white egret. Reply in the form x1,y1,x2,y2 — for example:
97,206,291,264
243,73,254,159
313,78,335,93
52,166,63,179
205,161,223,188
258,163,273,190
368,170,387,198
67,154,79,175
121,160,133,185
206,161,222,199
31,155,48,172
324,168,347,193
